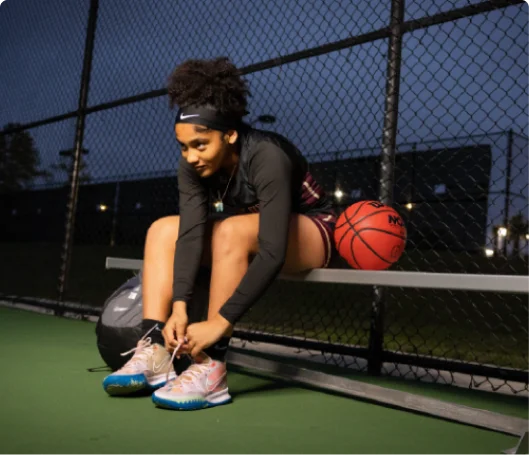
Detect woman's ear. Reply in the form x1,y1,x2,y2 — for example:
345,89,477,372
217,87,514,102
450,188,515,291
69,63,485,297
225,129,239,145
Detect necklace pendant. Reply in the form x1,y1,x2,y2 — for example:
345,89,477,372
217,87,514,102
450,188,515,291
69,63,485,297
214,201,224,213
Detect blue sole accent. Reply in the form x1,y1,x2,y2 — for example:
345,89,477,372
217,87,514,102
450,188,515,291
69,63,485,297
103,373,145,389
152,394,232,411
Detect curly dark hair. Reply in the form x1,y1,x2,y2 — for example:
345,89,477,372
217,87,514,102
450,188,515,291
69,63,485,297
167,57,250,118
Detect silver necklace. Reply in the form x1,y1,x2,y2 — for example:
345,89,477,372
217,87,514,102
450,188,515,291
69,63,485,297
213,164,237,213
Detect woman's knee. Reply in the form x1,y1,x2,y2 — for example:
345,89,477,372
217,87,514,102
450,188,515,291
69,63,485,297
211,216,257,258
146,216,180,246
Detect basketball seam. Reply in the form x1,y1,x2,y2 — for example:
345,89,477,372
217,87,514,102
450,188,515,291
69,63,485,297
348,222,394,265
355,227,407,241
350,233,360,269
336,222,358,268
349,200,369,220
335,200,369,229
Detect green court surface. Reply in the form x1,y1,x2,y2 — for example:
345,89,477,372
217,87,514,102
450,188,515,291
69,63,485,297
0,307,526,454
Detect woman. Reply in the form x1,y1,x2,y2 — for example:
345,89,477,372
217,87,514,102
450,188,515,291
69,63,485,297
102,57,337,410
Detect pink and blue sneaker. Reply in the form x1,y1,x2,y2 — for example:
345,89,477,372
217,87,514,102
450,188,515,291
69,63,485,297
152,352,231,410
102,331,177,396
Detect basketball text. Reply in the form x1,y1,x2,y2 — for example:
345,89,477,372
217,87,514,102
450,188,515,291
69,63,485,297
388,215,403,226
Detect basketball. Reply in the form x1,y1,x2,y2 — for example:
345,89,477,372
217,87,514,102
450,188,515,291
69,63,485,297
333,200,407,270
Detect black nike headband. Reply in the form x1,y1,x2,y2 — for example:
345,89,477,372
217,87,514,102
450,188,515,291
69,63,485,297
174,105,241,132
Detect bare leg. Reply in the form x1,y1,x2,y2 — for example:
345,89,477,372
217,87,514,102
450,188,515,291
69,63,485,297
207,213,327,327
207,219,251,336
142,216,181,322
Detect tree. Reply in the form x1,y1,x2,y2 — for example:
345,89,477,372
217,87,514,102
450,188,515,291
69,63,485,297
0,123,49,193
50,149,91,184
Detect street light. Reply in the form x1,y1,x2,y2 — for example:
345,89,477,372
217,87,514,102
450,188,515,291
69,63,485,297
485,248,494,257
334,189,344,200
497,227,508,237
406,202,414,210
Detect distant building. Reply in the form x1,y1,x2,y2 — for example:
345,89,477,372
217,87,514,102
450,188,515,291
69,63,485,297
309,145,492,252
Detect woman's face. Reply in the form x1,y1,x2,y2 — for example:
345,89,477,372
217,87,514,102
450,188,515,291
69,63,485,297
175,123,238,177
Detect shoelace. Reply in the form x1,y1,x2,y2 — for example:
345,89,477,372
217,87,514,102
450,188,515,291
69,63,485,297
120,325,158,367
165,360,210,391
178,363,210,388
165,337,190,384
121,338,153,364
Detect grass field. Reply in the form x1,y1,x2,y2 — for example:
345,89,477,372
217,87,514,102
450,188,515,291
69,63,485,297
0,242,527,372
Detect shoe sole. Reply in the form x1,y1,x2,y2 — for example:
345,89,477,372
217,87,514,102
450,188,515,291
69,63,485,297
103,372,177,396
152,390,232,410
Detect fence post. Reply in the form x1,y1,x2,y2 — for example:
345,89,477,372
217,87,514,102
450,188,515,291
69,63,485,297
57,0,99,308
110,181,120,246
502,128,513,257
368,0,405,375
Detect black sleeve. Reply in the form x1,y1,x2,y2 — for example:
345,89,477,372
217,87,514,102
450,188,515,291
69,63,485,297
219,144,293,325
172,157,209,303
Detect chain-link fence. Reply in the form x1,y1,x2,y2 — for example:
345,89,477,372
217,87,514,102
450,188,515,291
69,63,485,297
0,0,527,394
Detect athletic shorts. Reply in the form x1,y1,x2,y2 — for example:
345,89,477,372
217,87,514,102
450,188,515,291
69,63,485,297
306,212,337,268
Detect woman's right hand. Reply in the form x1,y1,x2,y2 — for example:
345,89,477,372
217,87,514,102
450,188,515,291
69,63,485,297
162,301,188,353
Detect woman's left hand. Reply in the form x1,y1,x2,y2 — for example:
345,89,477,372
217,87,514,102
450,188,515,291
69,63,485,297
184,314,232,357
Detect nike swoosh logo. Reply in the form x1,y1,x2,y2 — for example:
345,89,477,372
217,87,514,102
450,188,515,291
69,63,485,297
206,371,226,392
152,359,169,373
180,113,200,120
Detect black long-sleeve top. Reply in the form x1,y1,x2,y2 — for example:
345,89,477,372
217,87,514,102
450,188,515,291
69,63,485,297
172,127,334,325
